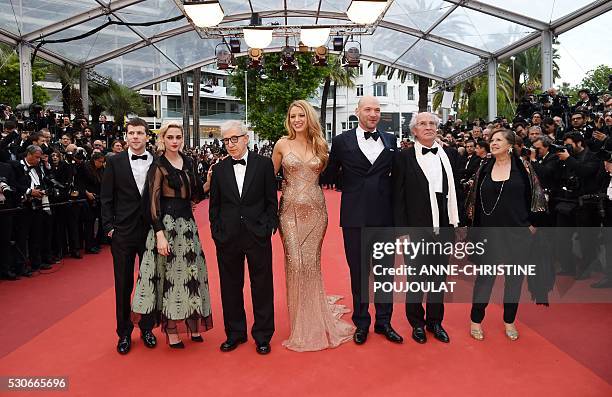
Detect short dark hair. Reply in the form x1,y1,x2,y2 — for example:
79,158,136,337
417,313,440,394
542,117,555,127
534,135,553,148
91,152,105,162
532,112,542,118
476,139,489,152
3,120,17,130
125,117,149,134
563,132,584,145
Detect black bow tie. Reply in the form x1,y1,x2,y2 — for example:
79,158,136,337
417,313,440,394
131,154,148,161
422,147,438,155
231,158,246,166
364,131,379,141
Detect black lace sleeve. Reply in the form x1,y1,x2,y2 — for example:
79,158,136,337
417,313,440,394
187,157,204,204
148,161,165,232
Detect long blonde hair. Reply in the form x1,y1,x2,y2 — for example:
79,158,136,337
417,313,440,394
284,100,328,168
156,122,184,153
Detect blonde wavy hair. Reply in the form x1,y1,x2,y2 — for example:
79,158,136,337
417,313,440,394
284,100,328,168
156,122,184,153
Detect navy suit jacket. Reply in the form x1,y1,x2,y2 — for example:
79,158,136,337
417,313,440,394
325,128,397,228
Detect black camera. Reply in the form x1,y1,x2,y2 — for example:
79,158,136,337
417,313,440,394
596,150,612,162
0,176,13,193
549,143,573,155
520,147,531,157
43,177,66,200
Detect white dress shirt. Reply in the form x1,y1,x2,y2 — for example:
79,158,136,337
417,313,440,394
356,125,385,164
414,141,443,193
127,148,152,195
233,150,249,197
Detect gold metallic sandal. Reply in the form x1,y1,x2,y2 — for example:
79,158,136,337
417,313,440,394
504,324,519,341
470,323,484,341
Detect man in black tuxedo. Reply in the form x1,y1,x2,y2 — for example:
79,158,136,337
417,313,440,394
325,96,403,345
101,118,156,355
209,120,278,355
393,112,461,345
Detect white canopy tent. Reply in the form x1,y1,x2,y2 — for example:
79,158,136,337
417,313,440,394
1,0,611,121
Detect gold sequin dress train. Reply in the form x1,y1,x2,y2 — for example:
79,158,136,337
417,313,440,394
279,151,355,352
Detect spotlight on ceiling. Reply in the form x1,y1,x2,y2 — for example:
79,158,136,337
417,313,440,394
300,27,331,48
342,45,361,68
332,37,344,52
346,0,388,25
312,46,328,67
229,38,241,53
280,46,298,71
248,47,264,70
216,43,234,70
183,1,225,28
244,28,273,49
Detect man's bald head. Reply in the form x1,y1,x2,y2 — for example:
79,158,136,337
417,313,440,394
356,96,381,132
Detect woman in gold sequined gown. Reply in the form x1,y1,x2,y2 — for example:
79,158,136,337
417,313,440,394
272,100,355,352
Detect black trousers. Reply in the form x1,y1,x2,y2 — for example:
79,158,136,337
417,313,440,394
111,236,154,337
215,229,274,344
405,193,451,328
15,208,43,272
604,200,612,278
0,212,13,275
342,227,393,330
556,203,600,275
471,274,525,324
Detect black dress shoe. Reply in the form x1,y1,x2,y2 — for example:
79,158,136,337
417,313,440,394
191,335,204,342
169,341,185,349
141,330,157,348
591,278,612,288
353,328,368,345
256,342,271,355
574,272,591,281
20,270,33,278
39,263,52,270
426,323,450,343
1,271,18,281
70,251,82,259
220,337,247,352
412,327,427,344
117,336,131,355
374,324,404,344
86,248,100,254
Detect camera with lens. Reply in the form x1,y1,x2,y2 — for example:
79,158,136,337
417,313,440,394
42,176,66,200
0,176,13,193
549,143,573,155
520,147,531,157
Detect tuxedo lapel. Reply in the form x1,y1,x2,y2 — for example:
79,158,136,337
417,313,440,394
224,158,241,202
240,151,258,201
408,147,430,196
347,129,372,168
118,151,141,197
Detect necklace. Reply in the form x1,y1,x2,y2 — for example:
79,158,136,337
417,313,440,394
480,175,505,216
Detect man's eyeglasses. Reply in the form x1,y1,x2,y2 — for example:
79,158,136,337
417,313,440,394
221,134,246,145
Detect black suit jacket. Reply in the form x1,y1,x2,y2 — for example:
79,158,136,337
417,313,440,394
100,150,150,243
325,128,397,227
393,146,461,227
209,151,278,245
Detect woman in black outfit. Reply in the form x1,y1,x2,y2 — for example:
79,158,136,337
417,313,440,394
466,128,546,341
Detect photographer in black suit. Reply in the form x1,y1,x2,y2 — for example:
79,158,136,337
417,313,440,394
324,96,402,345
209,120,278,355
0,157,20,280
101,118,156,355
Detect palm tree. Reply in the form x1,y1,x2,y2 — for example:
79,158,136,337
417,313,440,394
320,55,356,138
48,63,81,116
99,79,146,127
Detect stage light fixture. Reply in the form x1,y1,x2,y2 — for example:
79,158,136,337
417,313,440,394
346,1,387,25
342,46,361,68
300,27,331,48
312,46,328,67
332,37,344,51
183,1,225,27
280,46,298,71
229,38,241,53
216,45,234,70
248,47,264,69
244,28,273,49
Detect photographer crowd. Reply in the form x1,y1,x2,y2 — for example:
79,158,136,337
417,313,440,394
0,108,225,281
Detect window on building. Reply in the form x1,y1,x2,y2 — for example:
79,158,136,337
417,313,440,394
407,86,414,100
341,122,347,130
167,96,182,112
372,62,378,76
358,64,363,76
356,84,363,97
326,123,332,133
348,115,359,130
373,82,387,97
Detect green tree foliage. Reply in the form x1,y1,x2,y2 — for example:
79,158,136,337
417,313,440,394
0,44,49,107
229,52,330,141
574,64,611,93
99,79,146,126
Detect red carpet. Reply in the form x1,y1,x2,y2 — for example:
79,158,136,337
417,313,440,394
0,191,611,396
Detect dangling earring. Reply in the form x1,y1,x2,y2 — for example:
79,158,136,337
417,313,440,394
508,147,513,154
